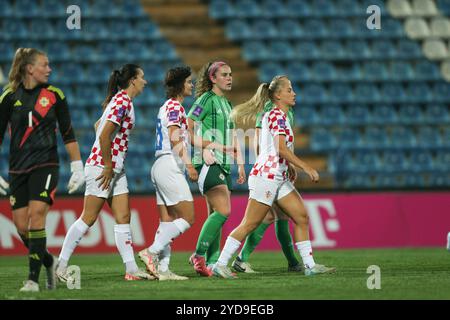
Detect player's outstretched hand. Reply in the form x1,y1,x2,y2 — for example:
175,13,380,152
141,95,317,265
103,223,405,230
0,175,9,196
303,165,319,183
187,165,199,182
68,160,86,194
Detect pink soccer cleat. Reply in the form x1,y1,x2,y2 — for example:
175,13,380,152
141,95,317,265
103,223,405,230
189,253,213,277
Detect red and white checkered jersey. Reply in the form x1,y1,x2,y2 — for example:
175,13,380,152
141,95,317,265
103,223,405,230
155,99,188,165
86,90,135,173
250,107,294,181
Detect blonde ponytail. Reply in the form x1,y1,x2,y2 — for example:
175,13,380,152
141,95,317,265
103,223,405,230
7,48,45,92
231,83,270,128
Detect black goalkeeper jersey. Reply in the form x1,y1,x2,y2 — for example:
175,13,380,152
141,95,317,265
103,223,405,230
0,83,76,174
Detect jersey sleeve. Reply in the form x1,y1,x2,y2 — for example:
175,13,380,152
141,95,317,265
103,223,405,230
268,110,287,137
54,90,76,144
0,88,13,146
166,101,184,128
107,94,130,126
187,100,210,122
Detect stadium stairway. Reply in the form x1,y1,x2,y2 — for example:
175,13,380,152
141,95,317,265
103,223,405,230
140,0,335,189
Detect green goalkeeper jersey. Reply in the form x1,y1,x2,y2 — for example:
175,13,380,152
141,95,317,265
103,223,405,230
255,101,295,128
187,90,234,174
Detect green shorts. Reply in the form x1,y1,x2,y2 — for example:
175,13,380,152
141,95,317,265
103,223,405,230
196,164,232,195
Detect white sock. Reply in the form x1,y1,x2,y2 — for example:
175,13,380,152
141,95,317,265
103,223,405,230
114,224,138,273
296,241,316,269
217,236,241,267
149,218,190,254
58,218,90,267
158,244,171,273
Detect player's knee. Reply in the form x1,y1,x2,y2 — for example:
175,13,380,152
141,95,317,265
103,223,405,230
115,213,131,224
81,212,98,227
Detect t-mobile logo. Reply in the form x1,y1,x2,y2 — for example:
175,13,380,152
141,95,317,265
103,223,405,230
304,199,340,248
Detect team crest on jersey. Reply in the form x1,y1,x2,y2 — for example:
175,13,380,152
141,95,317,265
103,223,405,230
265,191,272,199
39,97,50,108
192,105,203,117
219,173,225,181
277,119,286,128
9,196,16,206
169,110,179,121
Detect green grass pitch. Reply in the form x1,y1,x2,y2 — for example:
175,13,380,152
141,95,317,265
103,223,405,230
1,248,449,300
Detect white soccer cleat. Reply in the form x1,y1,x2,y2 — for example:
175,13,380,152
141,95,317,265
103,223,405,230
212,264,238,279
19,280,39,292
138,249,160,278
45,256,57,290
304,264,336,276
232,257,257,273
55,264,69,283
158,270,189,281
125,268,156,281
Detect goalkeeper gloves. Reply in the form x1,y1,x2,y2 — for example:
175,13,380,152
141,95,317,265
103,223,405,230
0,175,9,196
67,160,85,194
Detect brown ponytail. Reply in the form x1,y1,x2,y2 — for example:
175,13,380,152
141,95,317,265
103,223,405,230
7,48,45,92
101,64,141,110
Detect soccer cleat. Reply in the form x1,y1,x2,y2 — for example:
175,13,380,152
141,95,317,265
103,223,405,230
189,253,213,277
55,264,69,283
158,270,189,281
287,263,304,273
232,257,257,273
19,280,39,292
304,264,336,276
138,249,160,278
45,256,57,290
212,264,238,279
125,269,156,281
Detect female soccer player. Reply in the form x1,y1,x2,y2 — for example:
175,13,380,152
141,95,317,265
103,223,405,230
187,61,246,276
229,85,303,273
0,48,85,292
137,66,197,281
212,76,336,278
56,64,153,281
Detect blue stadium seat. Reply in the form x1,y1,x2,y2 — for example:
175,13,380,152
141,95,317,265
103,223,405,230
125,41,153,61
373,174,403,188
268,41,295,61
337,64,363,81
427,172,450,187
0,0,13,18
277,19,303,39
29,20,55,40
286,0,311,18
389,127,416,148
142,63,165,83
53,64,85,85
243,41,269,62
14,0,40,18
134,20,162,40
41,0,67,18
295,104,318,126
409,150,434,173
85,63,110,84
1,19,28,40
435,150,450,172
153,41,178,62
406,83,432,103
329,83,353,103
370,105,399,125
352,151,382,173
416,126,443,148
354,84,380,103
424,104,449,124
390,62,414,81
328,19,354,38
403,173,426,188
397,39,422,59
382,151,408,173
344,174,373,188
303,19,328,39
0,43,14,62
295,41,320,60
301,84,327,103
70,109,91,129
108,20,135,41
321,41,345,60
310,128,337,151
311,0,337,17
346,105,370,125
362,62,388,81
259,62,285,83
286,62,310,82
398,105,424,125
72,45,99,63
345,40,371,59
442,127,450,147
311,61,336,81
364,127,389,148
97,41,126,62
318,105,345,125
235,0,262,18
46,42,71,62
382,18,405,37
262,0,289,18
433,82,450,103
226,20,252,41
209,0,235,19
415,61,441,80
371,40,397,59
437,0,450,15
88,0,121,18
335,0,363,17
380,83,406,103
122,1,148,18
82,20,110,41
75,86,103,109
338,128,362,149
252,20,279,40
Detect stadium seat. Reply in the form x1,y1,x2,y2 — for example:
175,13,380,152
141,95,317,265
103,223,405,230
389,126,416,148
433,82,450,102
295,104,318,126
405,18,430,39
344,174,373,188
301,84,327,103
430,17,450,38
261,0,289,18
268,41,295,61
320,41,345,60
362,62,388,81
371,40,397,59
415,61,441,80
373,174,403,188
286,0,311,18
422,39,449,60
406,83,432,103
310,128,337,151
352,151,382,174
41,0,67,18
435,150,450,172
134,20,162,40
97,41,126,62
329,83,353,103
338,128,363,149
209,0,235,20
153,41,178,62
346,105,370,125
318,105,346,125
345,40,371,60
235,0,262,18
437,0,450,15
397,39,422,59
381,151,408,173
390,62,414,81
226,20,252,41
364,127,389,148
427,172,450,187
423,105,449,124
252,20,279,40
311,62,336,81
122,1,148,18
1,19,28,40
411,0,438,16
311,0,336,17
328,19,354,38
0,43,14,62
277,19,303,39
380,83,406,103
85,63,110,85
294,41,320,60
398,105,424,125
409,150,434,173
14,0,40,18
387,0,412,18
243,41,269,62
0,0,13,18
260,62,285,83
354,84,380,103
303,19,328,39
108,20,135,41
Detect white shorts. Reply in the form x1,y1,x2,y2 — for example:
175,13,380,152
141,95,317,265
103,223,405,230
84,165,128,198
151,154,193,206
248,175,296,206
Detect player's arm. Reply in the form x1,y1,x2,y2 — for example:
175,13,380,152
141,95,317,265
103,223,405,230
232,129,246,184
276,135,319,183
54,89,85,193
254,127,261,157
96,120,117,190
168,125,198,182
0,88,13,195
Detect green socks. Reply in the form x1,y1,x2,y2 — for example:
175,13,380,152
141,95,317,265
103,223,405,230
238,222,270,262
205,229,221,265
195,211,227,257
28,229,49,283
275,220,300,267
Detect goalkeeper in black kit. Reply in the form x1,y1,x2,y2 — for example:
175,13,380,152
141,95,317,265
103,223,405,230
0,48,85,292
